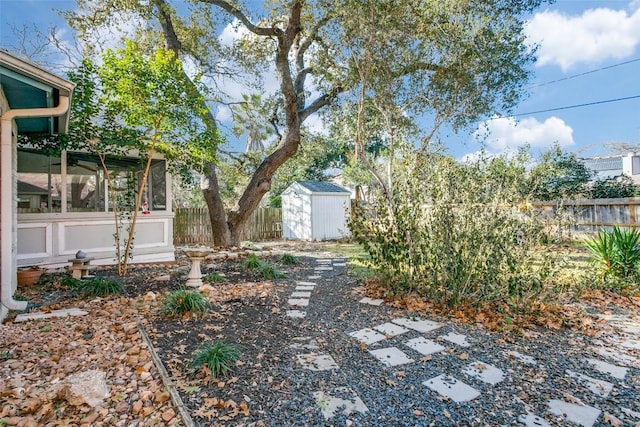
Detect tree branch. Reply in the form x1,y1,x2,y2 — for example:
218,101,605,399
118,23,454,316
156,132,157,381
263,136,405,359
199,0,280,37
299,87,344,122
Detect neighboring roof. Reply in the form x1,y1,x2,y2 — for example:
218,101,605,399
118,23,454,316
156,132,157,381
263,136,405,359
581,156,623,180
17,180,47,194
0,49,75,135
294,181,351,194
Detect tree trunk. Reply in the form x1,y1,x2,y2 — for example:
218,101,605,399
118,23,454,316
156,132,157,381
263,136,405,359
201,161,231,247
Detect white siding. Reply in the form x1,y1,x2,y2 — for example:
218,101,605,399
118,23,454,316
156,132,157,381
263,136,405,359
311,194,351,240
282,188,312,240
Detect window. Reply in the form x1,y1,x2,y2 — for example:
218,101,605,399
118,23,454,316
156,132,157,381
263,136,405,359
17,149,167,214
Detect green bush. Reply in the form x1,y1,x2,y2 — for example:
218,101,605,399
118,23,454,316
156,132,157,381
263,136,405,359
189,340,240,377
242,253,265,269
349,152,553,308
258,262,286,279
203,272,226,283
80,276,124,296
584,226,640,282
280,253,299,265
161,289,210,317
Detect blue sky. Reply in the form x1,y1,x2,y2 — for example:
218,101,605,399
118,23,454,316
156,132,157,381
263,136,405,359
1,0,639,160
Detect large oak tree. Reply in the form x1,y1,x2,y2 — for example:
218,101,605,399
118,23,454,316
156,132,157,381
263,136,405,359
65,0,546,246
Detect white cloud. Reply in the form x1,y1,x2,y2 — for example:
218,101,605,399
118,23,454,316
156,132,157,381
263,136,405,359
474,116,575,153
526,5,640,70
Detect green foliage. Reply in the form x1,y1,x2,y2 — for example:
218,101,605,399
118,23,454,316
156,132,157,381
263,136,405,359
529,145,592,201
258,263,286,280
589,177,638,199
162,289,210,317
584,226,640,283
80,277,125,297
242,253,264,269
189,340,241,378
349,152,553,308
61,275,84,289
203,272,226,283
280,253,299,265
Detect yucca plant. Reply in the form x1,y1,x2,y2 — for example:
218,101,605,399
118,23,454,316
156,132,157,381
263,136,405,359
189,340,240,377
584,226,640,280
280,253,299,265
161,289,210,317
258,262,286,279
242,253,265,269
80,277,124,296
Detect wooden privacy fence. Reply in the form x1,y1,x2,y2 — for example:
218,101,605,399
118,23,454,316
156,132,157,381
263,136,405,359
534,197,640,233
174,207,282,244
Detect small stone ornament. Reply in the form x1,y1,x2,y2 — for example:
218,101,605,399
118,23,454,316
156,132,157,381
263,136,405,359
75,250,87,259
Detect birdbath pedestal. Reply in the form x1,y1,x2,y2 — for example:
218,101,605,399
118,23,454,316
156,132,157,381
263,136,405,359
183,248,213,288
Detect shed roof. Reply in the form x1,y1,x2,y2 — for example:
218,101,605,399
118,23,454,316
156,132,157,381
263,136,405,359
294,181,350,194
582,157,622,172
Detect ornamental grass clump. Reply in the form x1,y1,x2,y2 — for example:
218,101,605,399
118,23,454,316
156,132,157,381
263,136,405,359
584,226,640,287
162,289,210,317
242,253,265,269
280,253,299,265
189,340,241,378
204,272,226,283
80,276,125,297
258,262,286,279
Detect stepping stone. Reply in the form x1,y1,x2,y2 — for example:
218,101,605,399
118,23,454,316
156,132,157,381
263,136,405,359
442,332,471,347
462,361,505,385
307,275,321,280
423,374,480,403
621,407,640,420
349,328,387,345
548,400,601,427
286,310,306,319
296,285,315,291
518,413,551,427
291,291,312,298
621,339,640,350
14,308,88,322
297,353,340,371
506,350,537,365
374,322,409,337
316,259,332,263
314,266,334,271
391,317,441,333
290,337,319,349
404,337,445,356
566,370,613,397
296,281,317,286
313,387,368,419
288,298,309,307
586,358,628,380
359,297,384,306
333,263,347,267
154,274,171,281
594,346,638,367
369,347,414,367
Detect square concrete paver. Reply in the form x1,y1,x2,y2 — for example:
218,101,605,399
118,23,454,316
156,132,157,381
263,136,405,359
296,281,317,286
14,308,88,322
314,266,334,271
369,347,414,367
391,317,441,333
506,350,537,365
518,413,551,427
313,387,368,419
374,322,409,337
296,285,315,291
442,332,471,347
349,328,387,345
288,298,309,307
333,262,347,267
548,400,601,427
462,361,505,385
286,310,306,319
307,275,321,280
586,358,628,380
291,291,312,298
423,374,480,402
297,353,340,371
566,370,613,397
404,337,446,356
359,297,384,306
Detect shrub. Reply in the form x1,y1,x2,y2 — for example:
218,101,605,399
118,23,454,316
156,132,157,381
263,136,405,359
60,275,84,289
80,276,124,296
258,262,286,279
280,253,299,265
162,289,210,317
349,152,552,308
584,226,640,282
203,272,226,283
189,340,240,377
242,253,265,269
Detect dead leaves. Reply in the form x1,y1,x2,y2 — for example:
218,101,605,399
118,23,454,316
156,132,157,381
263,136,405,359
194,396,250,421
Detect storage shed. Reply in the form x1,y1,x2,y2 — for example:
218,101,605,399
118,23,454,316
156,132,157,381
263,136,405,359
282,181,351,240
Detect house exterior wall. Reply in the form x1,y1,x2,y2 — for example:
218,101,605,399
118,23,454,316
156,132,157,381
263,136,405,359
282,186,312,240
310,193,351,240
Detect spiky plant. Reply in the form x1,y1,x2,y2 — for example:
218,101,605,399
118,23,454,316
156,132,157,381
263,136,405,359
584,226,640,280
189,340,240,377
161,289,210,317
258,262,286,279
242,253,265,269
280,253,299,265
203,272,226,283
81,277,124,296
